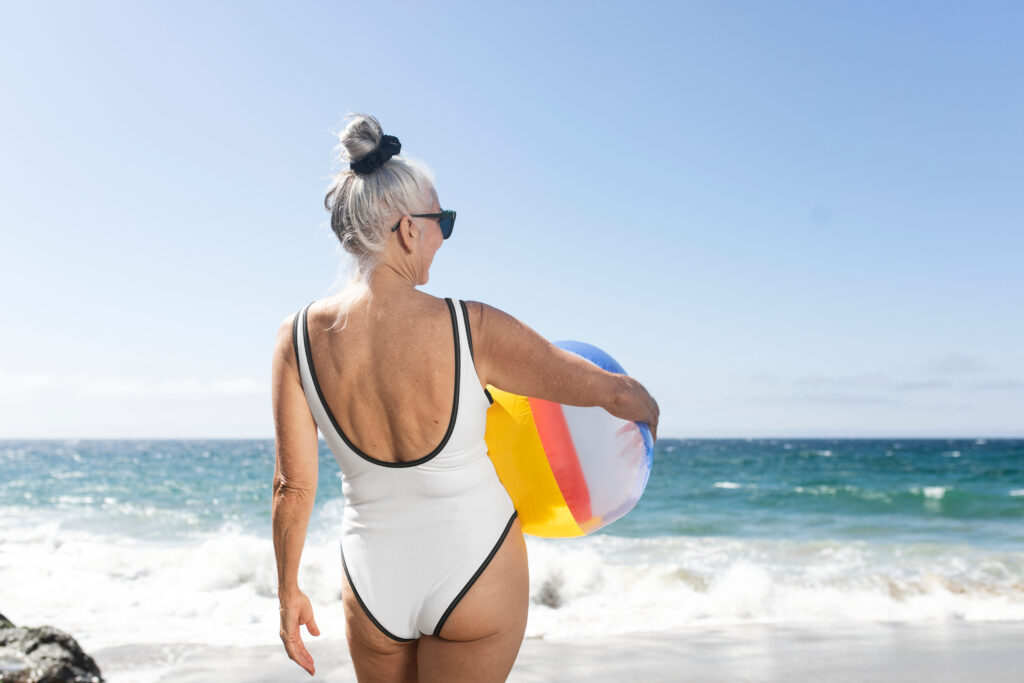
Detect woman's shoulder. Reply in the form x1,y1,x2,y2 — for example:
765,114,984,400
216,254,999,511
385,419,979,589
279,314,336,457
307,290,465,328
457,300,516,327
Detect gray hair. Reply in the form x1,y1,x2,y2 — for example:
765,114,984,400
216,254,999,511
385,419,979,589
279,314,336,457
322,113,435,328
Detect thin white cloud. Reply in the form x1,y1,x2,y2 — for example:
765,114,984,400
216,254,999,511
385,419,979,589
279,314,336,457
891,380,953,391
0,370,266,399
767,372,1008,394
794,372,890,389
731,372,782,386
738,392,899,405
730,366,1020,405
786,393,899,405
207,378,269,396
967,379,1024,391
926,353,987,374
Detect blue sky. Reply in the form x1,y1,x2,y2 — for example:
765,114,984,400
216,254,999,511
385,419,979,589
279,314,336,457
1,1,1021,438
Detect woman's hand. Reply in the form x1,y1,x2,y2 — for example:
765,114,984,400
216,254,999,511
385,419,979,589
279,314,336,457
610,376,660,442
279,589,320,676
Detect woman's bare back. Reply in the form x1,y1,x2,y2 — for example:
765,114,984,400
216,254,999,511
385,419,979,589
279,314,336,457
305,291,478,464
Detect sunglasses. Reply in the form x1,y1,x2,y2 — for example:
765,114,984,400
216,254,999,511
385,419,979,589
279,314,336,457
390,210,457,240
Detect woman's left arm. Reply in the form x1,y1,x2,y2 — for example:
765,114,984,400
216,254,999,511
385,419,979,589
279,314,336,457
271,313,321,676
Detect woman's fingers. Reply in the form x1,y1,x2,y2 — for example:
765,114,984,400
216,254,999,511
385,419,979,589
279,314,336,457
282,631,315,676
648,396,659,442
280,622,315,675
611,380,659,443
280,595,318,676
306,613,321,637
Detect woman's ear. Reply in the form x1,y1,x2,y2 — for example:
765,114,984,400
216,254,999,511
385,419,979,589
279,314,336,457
396,216,418,253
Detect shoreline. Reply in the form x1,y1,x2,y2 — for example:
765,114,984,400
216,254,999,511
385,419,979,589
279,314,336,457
92,620,1024,682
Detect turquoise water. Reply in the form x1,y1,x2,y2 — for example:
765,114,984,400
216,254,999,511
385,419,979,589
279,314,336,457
3,438,1021,547
2,438,1023,645
619,438,1024,549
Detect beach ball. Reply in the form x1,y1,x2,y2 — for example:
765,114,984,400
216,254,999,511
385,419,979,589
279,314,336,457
485,341,654,538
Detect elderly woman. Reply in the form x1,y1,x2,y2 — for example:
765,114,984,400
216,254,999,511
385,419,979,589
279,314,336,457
271,114,659,682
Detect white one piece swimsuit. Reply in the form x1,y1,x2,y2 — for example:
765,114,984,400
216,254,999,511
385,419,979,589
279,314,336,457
293,297,518,641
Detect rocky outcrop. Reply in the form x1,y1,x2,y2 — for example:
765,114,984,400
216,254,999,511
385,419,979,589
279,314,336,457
0,613,103,683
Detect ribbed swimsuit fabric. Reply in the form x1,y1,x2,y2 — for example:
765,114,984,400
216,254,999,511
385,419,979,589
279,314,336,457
292,297,518,641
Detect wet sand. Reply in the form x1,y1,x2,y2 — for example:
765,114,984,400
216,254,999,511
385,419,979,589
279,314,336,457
93,620,1024,682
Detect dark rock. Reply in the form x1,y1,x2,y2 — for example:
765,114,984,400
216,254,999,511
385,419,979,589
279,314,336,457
0,647,32,683
0,619,103,683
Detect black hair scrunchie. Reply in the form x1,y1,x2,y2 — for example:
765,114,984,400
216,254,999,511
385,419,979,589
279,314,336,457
350,134,402,175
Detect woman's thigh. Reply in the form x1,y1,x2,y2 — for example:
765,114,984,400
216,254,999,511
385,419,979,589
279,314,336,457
416,518,530,683
341,570,419,683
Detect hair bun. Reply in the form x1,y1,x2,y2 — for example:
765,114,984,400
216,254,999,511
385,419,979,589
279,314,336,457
350,134,402,175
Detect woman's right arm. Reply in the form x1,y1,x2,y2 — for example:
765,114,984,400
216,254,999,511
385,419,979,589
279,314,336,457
271,313,321,676
468,302,659,440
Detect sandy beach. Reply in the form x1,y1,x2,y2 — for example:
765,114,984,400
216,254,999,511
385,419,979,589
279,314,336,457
92,620,1024,682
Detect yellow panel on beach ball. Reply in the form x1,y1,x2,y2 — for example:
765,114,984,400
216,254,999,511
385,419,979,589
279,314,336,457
485,386,585,537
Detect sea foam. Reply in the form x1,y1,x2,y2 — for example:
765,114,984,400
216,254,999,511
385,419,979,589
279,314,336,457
3,519,1023,650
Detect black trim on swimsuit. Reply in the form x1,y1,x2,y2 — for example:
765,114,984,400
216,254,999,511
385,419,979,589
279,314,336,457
291,309,302,372
432,510,519,637
458,300,494,406
302,298,461,469
341,548,417,643
459,300,475,360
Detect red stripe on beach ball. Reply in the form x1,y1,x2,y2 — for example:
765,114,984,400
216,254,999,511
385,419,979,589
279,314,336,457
528,397,593,524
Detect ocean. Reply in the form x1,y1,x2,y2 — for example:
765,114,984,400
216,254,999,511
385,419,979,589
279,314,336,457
2,438,1022,655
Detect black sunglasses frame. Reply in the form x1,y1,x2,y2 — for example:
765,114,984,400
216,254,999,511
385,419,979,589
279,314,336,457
390,210,456,239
